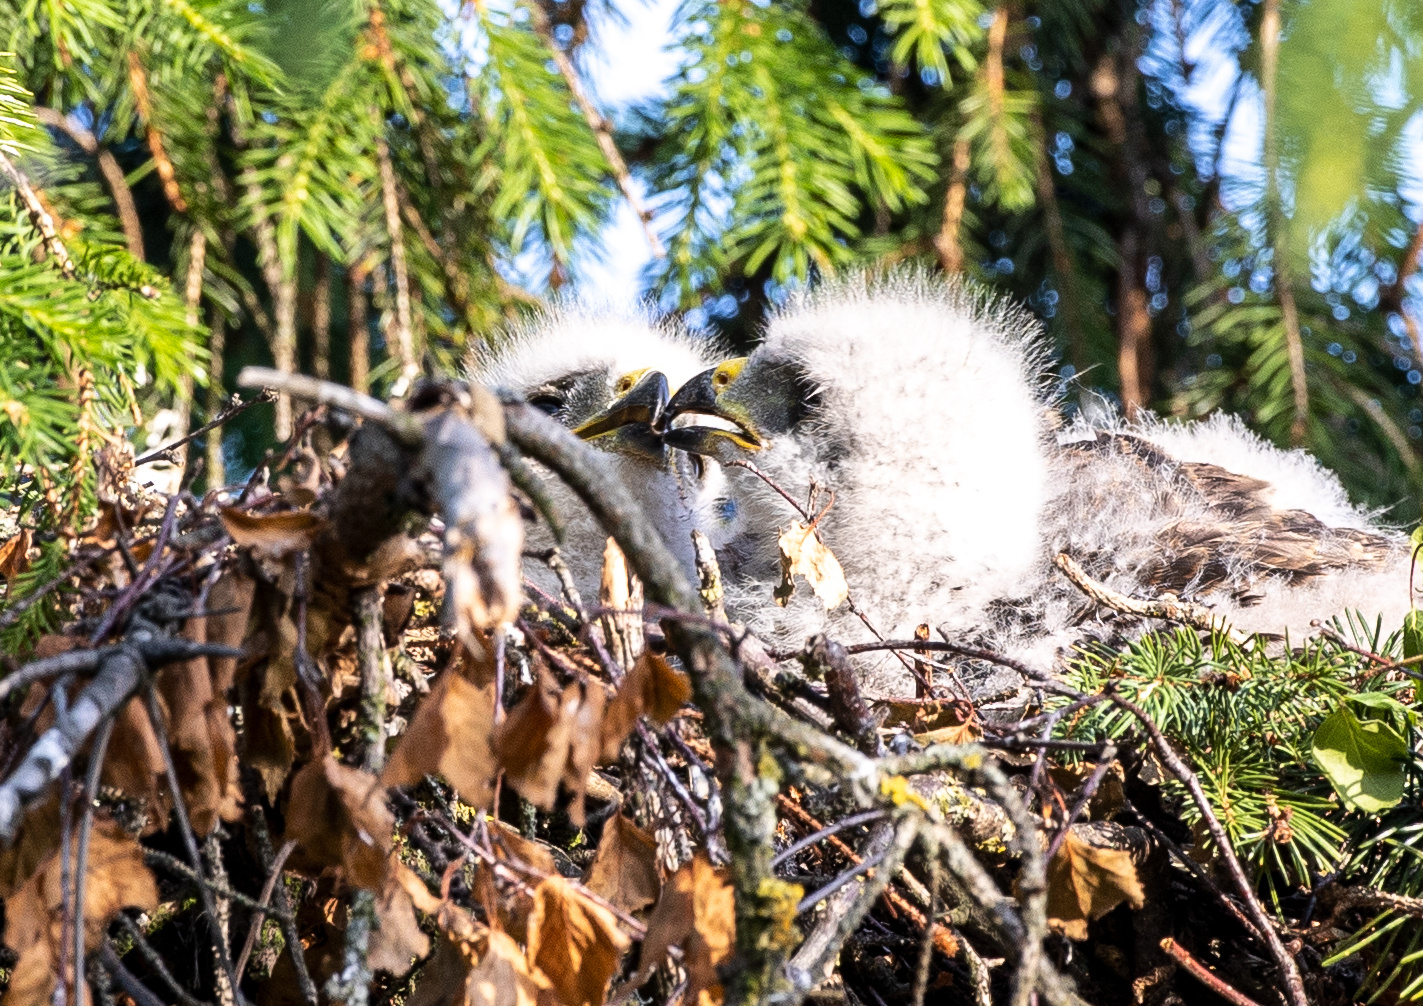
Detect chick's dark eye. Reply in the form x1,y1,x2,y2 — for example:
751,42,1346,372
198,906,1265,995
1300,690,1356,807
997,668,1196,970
529,395,562,416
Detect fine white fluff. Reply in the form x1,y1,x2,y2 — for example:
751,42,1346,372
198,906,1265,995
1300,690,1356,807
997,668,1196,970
714,271,1059,695
708,273,1411,696
469,306,727,602
1080,411,1375,529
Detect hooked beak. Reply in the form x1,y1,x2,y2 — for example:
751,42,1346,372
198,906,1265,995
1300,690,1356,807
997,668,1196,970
660,359,763,461
571,369,670,463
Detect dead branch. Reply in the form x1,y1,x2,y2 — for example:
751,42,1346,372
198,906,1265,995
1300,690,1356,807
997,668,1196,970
133,390,277,467
1159,938,1263,1006
33,107,145,260
0,639,241,840
1053,552,1243,640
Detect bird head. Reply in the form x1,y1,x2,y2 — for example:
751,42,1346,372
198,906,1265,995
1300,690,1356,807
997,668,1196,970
470,312,716,467
660,355,812,464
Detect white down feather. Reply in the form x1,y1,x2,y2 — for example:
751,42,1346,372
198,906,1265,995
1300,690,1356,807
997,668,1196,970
713,272,1059,695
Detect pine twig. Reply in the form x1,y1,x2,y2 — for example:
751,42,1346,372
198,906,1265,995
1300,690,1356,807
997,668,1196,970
0,148,76,277
33,107,145,260
126,53,188,213
374,123,416,384
526,5,665,258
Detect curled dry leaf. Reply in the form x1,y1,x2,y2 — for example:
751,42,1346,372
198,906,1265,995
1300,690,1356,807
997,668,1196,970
1044,828,1146,941
633,854,734,1006
383,664,497,809
526,875,630,1006
0,527,32,583
219,506,327,559
582,812,660,916
495,668,606,823
2,822,158,1006
599,652,693,764
285,756,393,890
776,521,849,610
407,931,549,1006
368,856,432,976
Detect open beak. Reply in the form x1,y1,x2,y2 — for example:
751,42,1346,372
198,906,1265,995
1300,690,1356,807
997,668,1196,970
571,369,670,463
659,358,763,461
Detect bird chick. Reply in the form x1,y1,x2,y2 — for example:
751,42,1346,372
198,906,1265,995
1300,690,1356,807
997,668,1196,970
469,307,728,604
664,271,1058,694
663,270,1409,696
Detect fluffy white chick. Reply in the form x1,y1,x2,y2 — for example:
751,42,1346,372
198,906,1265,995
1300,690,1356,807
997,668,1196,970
469,307,729,604
663,270,1410,697
662,271,1058,695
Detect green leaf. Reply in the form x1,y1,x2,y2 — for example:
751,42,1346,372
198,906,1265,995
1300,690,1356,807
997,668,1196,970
1404,610,1423,661
1311,705,1410,814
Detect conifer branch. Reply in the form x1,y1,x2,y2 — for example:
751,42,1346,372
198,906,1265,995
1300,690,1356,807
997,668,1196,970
0,148,76,278
33,107,145,260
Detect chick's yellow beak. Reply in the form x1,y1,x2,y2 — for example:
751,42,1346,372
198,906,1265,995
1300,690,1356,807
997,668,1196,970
660,358,763,460
571,368,670,463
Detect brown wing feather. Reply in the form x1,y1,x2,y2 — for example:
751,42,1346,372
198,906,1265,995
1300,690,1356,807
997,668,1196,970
1066,431,1394,602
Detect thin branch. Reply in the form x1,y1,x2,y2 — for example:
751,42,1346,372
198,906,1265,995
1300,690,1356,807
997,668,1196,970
234,367,422,445
0,147,76,277
133,390,277,467
932,139,970,274
126,53,188,213
1109,692,1308,1006
526,5,665,258
1159,938,1264,1006
33,107,144,259
1259,0,1308,445
1053,552,1244,641
233,840,297,984
374,123,416,384
74,715,115,1006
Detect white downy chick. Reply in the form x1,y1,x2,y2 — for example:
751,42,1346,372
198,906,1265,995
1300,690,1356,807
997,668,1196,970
663,270,1409,697
469,307,729,604
663,270,1058,695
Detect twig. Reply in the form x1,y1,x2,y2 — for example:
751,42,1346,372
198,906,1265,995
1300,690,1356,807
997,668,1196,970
142,850,293,923
373,126,416,384
1044,744,1118,862
525,5,665,258
0,639,240,840
690,529,726,622
100,944,170,1006
1109,692,1308,1006
0,649,103,703
771,809,887,869
247,803,317,1005
73,716,116,1006
1054,553,1243,639
1159,938,1264,1006
0,147,76,277
133,391,277,467
141,680,242,1000
33,107,144,260
788,818,920,992
234,367,422,445
796,843,892,915
113,915,211,1006
636,724,708,837
234,840,298,983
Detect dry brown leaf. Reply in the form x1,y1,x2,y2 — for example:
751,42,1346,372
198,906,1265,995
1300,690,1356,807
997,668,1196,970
0,528,32,583
914,721,983,746
220,506,327,559
466,930,549,1006
599,652,692,764
525,875,630,1006
775,522,848,610
285,756,393,890
383,668,497,808
368,858,432,976
1044,829,1145,941
635,854,734,1006
154,613,243,834
404,938,474,1006
1,822,158,1006
495,669,606,815
100,696,167,822
582,813,660,916
206,570,256,693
